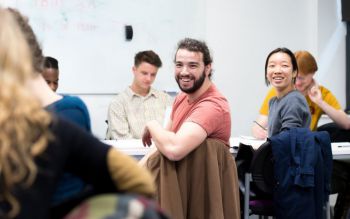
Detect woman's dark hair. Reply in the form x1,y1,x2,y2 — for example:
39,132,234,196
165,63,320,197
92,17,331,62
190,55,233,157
264,47,298,86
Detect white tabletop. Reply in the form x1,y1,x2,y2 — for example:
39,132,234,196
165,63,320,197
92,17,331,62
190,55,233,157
102,139,154,156
102,138,350,162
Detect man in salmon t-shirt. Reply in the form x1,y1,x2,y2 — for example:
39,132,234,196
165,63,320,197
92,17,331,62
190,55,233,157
140,38,231,162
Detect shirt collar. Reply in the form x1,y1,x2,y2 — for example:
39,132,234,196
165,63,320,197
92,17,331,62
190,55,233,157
126,87,158,99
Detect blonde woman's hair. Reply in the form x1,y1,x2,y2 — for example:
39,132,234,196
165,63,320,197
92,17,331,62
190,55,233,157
0,8,52,218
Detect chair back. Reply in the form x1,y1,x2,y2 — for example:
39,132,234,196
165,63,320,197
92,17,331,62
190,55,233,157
146,138,241,219
250,140,275,195
236,141,275,218
235,143,255,191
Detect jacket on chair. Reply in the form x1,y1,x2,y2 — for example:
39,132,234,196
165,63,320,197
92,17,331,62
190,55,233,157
145,138,241,219
269,128,332,219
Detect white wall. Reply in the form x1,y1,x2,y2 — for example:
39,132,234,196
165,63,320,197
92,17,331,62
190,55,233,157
316,0,346,107
2,0,206,94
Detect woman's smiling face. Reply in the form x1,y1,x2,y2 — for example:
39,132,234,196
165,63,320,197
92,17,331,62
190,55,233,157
266,52,297,96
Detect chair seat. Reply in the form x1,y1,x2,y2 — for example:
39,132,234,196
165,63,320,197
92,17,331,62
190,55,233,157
249,199,274,216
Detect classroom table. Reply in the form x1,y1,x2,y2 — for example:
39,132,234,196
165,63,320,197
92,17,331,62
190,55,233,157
102,137,350,162
102,138,349,219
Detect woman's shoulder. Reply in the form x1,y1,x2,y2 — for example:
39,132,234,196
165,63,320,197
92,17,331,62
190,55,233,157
285,90,308,104
281,90,304,100
60,95,86,106
51,95,88,111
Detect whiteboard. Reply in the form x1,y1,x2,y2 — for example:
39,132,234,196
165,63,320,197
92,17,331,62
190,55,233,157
1,0,206,94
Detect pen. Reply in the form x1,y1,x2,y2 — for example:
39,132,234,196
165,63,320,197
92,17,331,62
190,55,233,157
253,121,267,131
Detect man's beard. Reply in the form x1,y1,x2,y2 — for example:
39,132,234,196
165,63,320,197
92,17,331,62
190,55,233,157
176,71,206,94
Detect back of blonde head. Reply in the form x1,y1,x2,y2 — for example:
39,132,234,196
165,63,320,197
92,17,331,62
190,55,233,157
0,8,52,218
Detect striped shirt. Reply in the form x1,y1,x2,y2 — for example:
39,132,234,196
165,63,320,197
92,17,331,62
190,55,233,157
106,87,173,139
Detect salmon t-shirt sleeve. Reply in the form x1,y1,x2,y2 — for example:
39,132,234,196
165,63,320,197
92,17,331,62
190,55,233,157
187,100,231,141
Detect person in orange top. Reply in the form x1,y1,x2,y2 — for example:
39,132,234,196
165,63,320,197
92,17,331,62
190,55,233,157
252,50,350,139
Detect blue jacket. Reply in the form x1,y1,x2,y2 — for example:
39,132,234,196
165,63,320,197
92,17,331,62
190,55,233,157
269,128,332,219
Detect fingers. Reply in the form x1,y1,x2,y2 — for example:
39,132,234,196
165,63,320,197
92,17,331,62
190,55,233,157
309,86,317,95
257,130,267,140
142,133,152,147
142,136,152,147
311,83,319,91
142,127,150,147
307,80,318,94
142,137,147,147
309,84,320,97
146,138,152,146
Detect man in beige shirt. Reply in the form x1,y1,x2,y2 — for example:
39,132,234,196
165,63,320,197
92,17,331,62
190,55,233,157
106,50,172,139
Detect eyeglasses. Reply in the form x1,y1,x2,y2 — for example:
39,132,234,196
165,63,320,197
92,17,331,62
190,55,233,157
296,73,314,81
296,76,307,81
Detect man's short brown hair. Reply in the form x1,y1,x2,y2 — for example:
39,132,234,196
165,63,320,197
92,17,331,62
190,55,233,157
134,50,162,68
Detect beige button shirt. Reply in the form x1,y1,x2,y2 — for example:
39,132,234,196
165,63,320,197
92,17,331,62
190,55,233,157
106,87,173,139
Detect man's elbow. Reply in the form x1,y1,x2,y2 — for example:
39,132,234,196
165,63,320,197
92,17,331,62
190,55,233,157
162,147,186,161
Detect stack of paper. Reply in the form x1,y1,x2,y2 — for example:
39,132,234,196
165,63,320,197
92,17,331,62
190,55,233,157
331,142,350,155
102,139,154,156
236,136,266,150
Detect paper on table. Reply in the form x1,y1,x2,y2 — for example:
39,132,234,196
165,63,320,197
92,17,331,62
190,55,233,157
240,135,260,140
331,142,350,155
239,135,266,149
102,139,155,149
102,139,154,156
